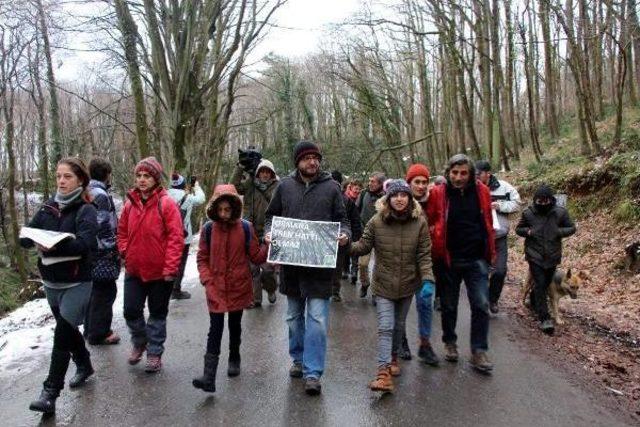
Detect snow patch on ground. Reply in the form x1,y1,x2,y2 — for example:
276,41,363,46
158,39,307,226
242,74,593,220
0,239,200,378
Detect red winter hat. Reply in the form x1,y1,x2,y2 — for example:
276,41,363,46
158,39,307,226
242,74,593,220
405,163,430,184
135,156,163,183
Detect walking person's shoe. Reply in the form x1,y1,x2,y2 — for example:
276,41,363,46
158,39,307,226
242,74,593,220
444,343,459,363
539,319,555,335
369,366,394,392
171,290,191,300
144,354,162,373
29,386,60,414
398,335,412,360
227,356,241,377
89,331,121,346
470,351,494,374
128,344,146,365
69,350,94,388
389,355,401,377
268,291,277,304
489,302,499,314
248,301,262,309
418,338,440,366
193,353,218,393
304,377,322,395
331,293,342,302
289,361,303,378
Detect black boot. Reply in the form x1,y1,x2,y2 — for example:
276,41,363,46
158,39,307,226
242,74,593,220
29,385,60,414
69,349,94,388
227,355,241,377
398,335,412,360
29,349,69,414
193,354,218,393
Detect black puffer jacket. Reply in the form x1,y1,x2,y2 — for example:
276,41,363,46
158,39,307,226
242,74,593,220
516,202,576,268
20,197,98,283
265,170,351,298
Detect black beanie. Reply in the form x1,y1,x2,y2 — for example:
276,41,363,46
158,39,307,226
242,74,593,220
293,140,322,165
331,170,343,184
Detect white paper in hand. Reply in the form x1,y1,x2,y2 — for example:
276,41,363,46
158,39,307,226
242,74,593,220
491,209,500,231
19,227,75,250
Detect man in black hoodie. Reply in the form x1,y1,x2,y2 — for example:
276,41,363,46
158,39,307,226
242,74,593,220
516,185,576,335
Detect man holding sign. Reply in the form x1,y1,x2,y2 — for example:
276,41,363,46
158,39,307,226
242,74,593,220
264,140,350,396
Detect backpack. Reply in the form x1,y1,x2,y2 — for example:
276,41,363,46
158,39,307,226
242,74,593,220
203,219,251,255
157,194,188,238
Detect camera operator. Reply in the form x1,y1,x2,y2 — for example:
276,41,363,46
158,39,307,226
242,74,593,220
475,160,521,314
232,148,279,307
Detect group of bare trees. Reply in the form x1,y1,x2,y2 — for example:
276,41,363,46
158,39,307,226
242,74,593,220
231,0,640,176
0,0,639,285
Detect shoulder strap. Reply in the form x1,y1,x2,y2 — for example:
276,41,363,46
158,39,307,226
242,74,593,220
240,219,251,254
179,193,188,208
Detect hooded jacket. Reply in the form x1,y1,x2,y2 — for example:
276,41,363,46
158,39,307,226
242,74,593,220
487,174,521,239
197,185,268,313
167,182,206,245
232,160,279,240
265,169,351,299
515,186,576,268
351,196,434,300
20,196,97,283
117,186,184,282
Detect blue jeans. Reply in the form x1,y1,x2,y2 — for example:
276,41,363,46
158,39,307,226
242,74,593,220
376,296,412,367
440,259,490,352
123,275,173,356
416,285,434,339
286,296,330,379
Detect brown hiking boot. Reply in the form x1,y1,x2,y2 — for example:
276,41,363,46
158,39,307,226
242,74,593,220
389,355,401,376
128,345,146,365
470,351,493,374
145,354,162,373
369,366,394,392
444,343,459,363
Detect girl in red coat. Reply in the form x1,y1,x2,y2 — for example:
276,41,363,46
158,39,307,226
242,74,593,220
193,184,268,393
117,157,184,373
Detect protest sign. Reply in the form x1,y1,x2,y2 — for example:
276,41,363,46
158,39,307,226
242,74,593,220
267,216,340,268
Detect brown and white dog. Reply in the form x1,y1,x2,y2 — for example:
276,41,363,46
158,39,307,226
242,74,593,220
522,269,586,325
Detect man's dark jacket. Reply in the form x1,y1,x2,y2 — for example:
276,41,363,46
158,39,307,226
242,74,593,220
516,204,576,268
265,170,351,299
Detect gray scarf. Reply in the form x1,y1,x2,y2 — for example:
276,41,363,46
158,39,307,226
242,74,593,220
54,187,83,210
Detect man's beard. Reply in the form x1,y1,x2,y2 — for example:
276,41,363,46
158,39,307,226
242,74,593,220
299,166,318,178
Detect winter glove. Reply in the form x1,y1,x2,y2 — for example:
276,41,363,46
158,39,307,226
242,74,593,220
419,280,435,299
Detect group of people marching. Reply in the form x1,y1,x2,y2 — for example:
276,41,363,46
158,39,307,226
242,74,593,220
21,140,575,414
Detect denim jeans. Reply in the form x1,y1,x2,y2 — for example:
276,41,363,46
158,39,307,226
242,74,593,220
286,296,330,379
440,259,490,352
415,283,434,339
376,296,412,367
123,275,173,356
489,236,508,304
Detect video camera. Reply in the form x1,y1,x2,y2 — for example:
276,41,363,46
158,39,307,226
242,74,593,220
238,147,262,175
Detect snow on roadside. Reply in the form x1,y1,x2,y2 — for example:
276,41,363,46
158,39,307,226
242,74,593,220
0,237,200,378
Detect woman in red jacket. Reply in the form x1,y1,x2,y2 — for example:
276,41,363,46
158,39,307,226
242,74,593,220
192,184,268,393
117,157,184,373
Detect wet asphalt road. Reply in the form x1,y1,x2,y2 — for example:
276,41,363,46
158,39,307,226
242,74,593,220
0,270,634,426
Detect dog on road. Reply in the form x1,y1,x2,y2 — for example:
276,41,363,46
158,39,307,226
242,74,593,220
522,269,586,325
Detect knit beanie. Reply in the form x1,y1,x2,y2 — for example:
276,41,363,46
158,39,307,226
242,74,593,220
135,156,163,183
293,140,322,165
171,172,186,189
405,163,430,184
385,179,412,198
